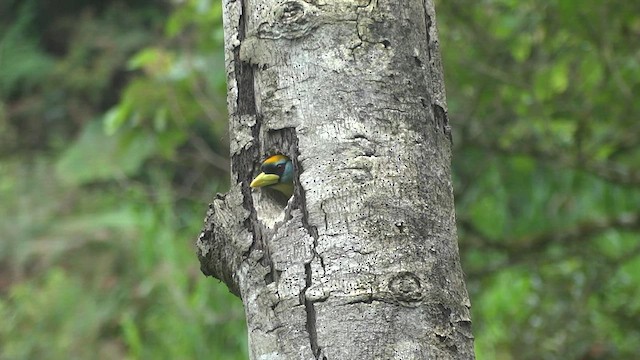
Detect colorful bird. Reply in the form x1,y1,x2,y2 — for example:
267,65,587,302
250,155,294,198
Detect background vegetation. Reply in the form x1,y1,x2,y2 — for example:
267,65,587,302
1,0,638,359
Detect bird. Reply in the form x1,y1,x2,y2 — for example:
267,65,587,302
250,154,294,198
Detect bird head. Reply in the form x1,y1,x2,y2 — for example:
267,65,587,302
250,155,293,198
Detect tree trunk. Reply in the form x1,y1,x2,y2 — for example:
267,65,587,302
196,0,474,358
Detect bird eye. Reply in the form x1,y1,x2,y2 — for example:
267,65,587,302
277,163,284,170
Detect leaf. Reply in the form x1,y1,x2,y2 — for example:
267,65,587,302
56,120,154,185
127,48,161,70
103,103,131,135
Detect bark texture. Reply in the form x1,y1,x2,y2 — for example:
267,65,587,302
197,0,474,358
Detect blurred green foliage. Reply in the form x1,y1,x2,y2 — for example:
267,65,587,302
439,0,640,358
0,0,245,359
0,0,638,359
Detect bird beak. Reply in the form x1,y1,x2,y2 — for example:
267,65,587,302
250,173,280,188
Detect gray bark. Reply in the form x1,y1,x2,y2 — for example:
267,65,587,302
197,0,474,359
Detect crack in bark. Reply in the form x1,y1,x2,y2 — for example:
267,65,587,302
290,133,323,359
423,1,432,62
422,1,452,144
303,263,320,358
234,0,256,117
233,0,279,287
350,0,391,55
320,201,329,232
300,234,322,359
234,0,262,256
433,103,452,144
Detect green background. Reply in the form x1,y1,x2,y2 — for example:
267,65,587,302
1,0,638,359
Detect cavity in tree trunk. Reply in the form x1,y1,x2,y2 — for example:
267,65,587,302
196,0,475,358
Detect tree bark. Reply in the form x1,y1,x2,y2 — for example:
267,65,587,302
196,0,474,358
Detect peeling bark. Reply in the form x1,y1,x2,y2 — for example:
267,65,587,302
196,0,474,358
